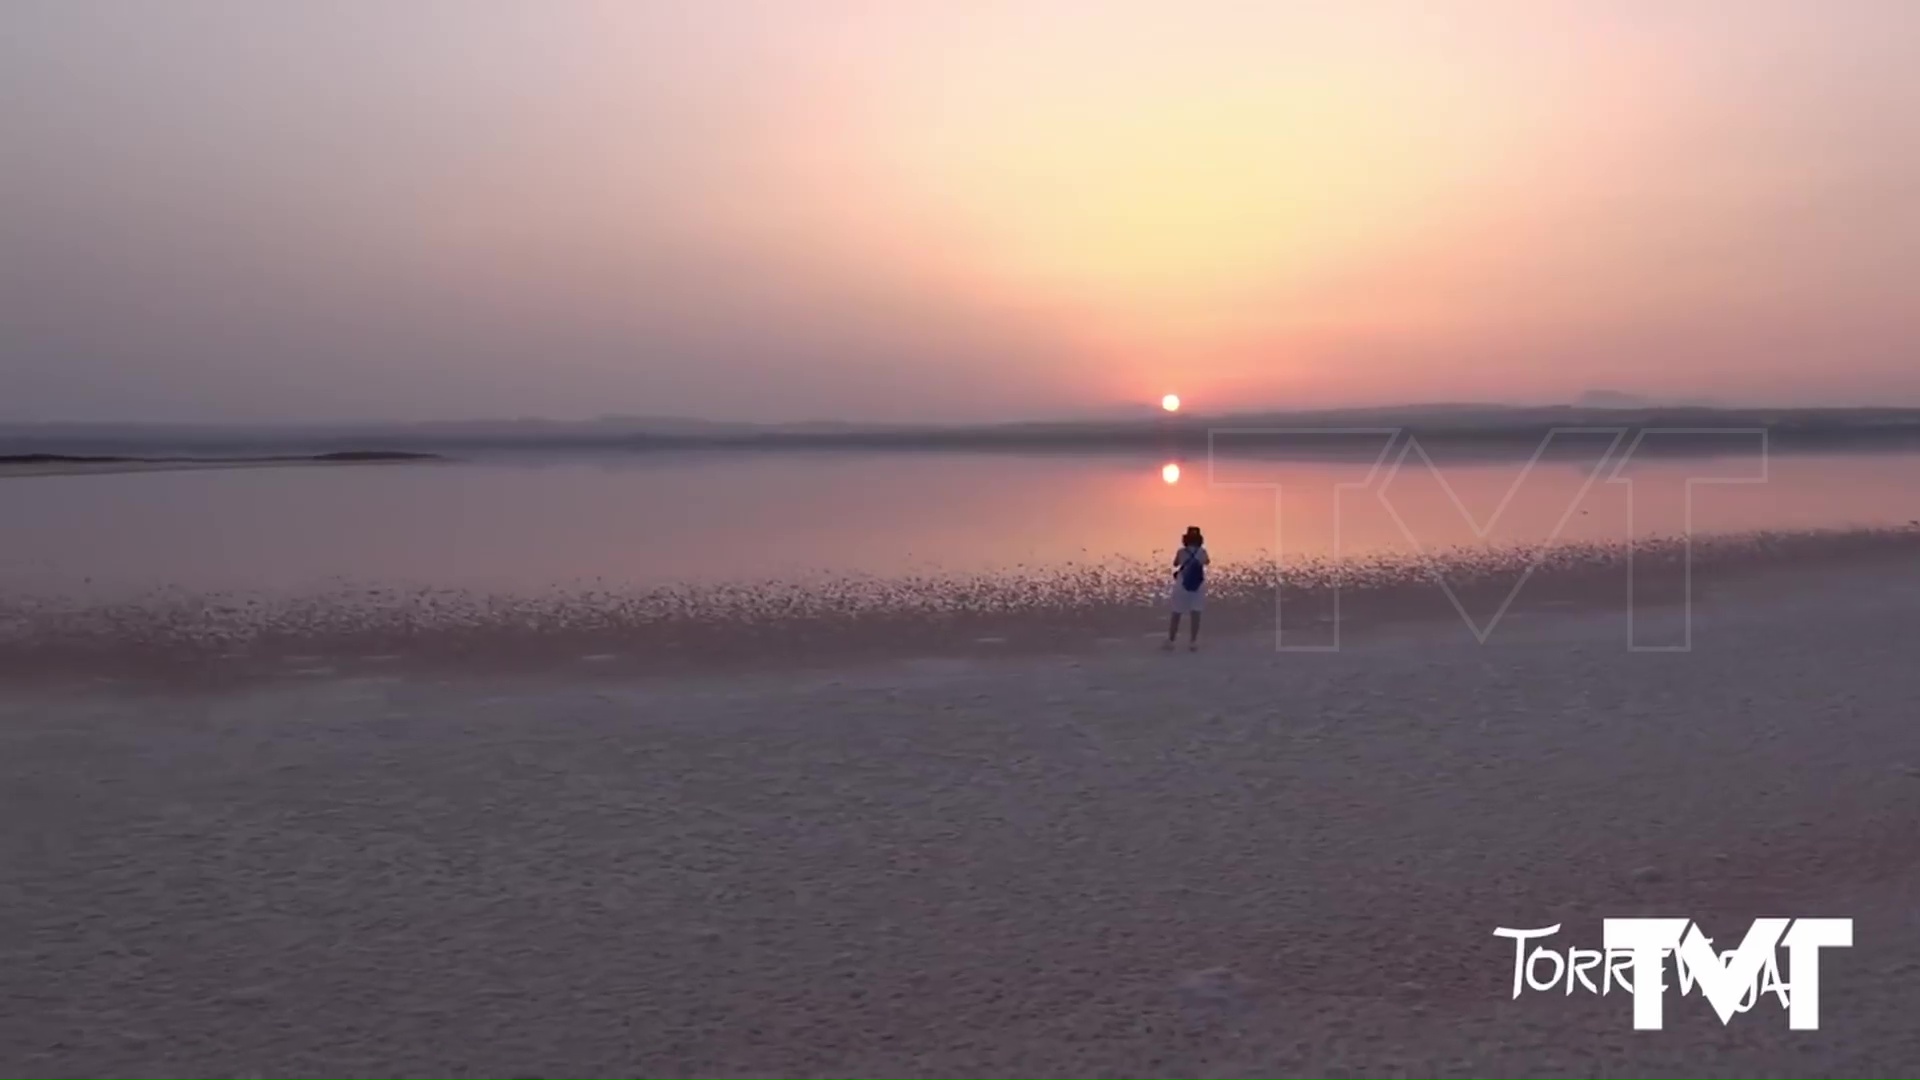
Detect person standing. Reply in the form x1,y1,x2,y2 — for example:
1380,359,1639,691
1165,525,1208,651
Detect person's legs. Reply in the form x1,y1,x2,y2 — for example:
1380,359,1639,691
1188,610,1202,646
1166,612,1182,643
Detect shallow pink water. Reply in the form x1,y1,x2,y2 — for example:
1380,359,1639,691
2,449,1916,597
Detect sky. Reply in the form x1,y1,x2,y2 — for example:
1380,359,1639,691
3,0,1918,423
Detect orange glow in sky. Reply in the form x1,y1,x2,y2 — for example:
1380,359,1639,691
4,3,1918,423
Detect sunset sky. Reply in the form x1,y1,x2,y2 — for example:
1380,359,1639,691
4,1,1917,423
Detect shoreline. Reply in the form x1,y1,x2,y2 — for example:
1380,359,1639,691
5,525,1918,691
0,451,442,479
9,415,1920,474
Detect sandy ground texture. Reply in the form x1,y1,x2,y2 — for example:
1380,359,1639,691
4,562,1920,1077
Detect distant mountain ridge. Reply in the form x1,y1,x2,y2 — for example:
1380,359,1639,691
8,403,1920,458
1575,390,1725,410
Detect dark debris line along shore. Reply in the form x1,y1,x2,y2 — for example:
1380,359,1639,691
3,528,1918,687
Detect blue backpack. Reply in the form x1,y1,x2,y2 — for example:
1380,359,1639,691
1179,547,1205,591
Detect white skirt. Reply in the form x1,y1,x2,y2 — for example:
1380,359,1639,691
1169,579,1206,614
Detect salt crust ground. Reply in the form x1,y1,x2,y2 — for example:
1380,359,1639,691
4,561,1920,1076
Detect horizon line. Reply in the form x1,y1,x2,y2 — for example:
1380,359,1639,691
19,399,1920,432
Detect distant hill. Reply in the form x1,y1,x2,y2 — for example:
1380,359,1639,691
1576,390,1725,410
1576,390,1652,409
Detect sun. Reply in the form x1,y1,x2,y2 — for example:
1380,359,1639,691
1161,394,1181,413
1161,462,1182,485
